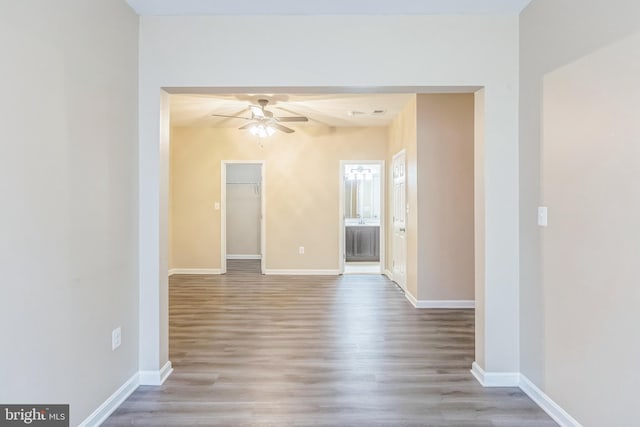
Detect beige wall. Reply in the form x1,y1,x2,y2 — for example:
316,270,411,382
385,95,475,302
387,96,417,296
0,1,139,425
520,0,640,425
170,126,388,271
416,94,474,301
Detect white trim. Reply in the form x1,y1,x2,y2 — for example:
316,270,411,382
384,269,394,281
139,361,173,386
418,299,475,308
265,269,340,276
338,162,345,274
469,367,583,426
226,254,262,260
169,268,221,276
520,375,583,427
470,361,519,387
78,372,139,427
221,163,227,274
404,292,475,309
404,290,419,306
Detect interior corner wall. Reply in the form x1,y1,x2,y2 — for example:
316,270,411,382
170,126,388,271
0,1,139,425
520,0,640,425
416,94,474,302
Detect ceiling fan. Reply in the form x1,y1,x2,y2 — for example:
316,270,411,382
211,98,308,137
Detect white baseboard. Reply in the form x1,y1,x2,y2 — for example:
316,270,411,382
470,361,520,387
405,290,419,306
169,268,221,276
78,372,139,427
139,361,173,386
470,365,582,426
404,292,475,309
419,300,475,308
383,269,393,280
520,375,583,427
264,269,340,275
227,254,262,260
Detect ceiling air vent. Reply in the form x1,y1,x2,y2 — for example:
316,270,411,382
372,109,386,115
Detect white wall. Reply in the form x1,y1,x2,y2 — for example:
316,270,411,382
520,0,640,425
474,89,486,369
0,1,139,425
139,14,520,375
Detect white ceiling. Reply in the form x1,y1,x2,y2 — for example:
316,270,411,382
170,93,417,128
127,0,533,16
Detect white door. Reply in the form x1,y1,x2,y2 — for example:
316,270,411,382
392,150,407,289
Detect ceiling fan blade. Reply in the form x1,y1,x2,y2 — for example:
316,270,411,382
211,114,250,120
271,123,295,134
238,123,255,130
276,116,309,122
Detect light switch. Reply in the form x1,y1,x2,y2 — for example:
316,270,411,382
537,207,548,227
214,202,220,210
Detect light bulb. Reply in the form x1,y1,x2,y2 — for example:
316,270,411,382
248,123,275,138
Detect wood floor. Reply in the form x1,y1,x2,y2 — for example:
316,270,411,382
105,260,556,426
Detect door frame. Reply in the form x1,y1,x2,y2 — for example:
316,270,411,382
221,160,266,274
338,160,385,274
391,149,407,290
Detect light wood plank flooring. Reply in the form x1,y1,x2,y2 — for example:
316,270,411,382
105,260,555,426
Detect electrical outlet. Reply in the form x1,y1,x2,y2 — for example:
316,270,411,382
112,327,121,351
298,246,305,255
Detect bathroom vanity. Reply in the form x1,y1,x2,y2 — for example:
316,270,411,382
345,224,380,262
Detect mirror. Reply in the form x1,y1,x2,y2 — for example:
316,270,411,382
344,164,381,224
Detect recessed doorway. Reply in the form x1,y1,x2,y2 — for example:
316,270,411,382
221,161,266,274
339,161,384,275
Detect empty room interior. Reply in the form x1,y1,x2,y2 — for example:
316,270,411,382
1,1,639,426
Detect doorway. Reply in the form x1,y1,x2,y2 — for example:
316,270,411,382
221,161,266,274
339,161,384,275
144,87,504,390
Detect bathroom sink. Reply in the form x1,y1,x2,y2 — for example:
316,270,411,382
345,221,380,227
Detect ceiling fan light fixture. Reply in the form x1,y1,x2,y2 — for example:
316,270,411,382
249,123,276,138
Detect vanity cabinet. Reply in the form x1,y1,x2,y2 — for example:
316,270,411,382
345,226,380,262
